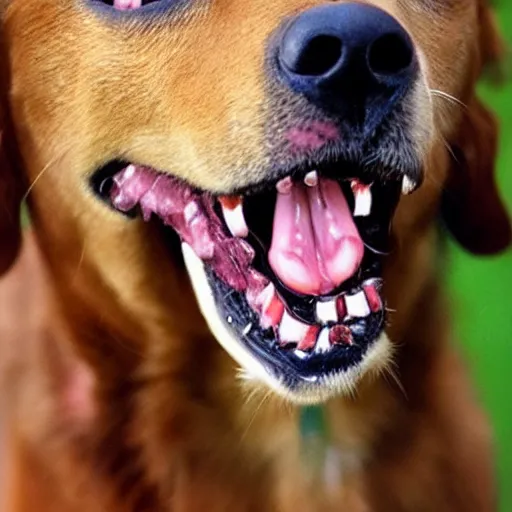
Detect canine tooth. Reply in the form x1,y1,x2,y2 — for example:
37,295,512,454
315,328,331,354
315,299,338,324
345,291,371,318
258,284,284,329
304,171,319,187
219,197,248,238
401,175,416,195
278,311,310,345
242,323,253,336
351,180,372,217
363,284,381,313
276,176,293,195
123,164,136,179
227,316,233,324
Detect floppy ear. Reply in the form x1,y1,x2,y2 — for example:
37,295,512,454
442,96,511,255
441,3,511,255
0,30,23,275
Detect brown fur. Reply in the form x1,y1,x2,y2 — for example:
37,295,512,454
0,0,510,510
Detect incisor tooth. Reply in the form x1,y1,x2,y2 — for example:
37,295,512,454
316,299,338,324
345,291,371,318
219,197,248,238
315,328,331,354
279,311,309,345
304,171,319,187
402,175,416,195
351,180,372,217
276,176,293,194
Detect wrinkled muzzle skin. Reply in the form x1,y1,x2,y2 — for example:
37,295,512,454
0,0,508,400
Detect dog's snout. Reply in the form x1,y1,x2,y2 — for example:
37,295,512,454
277,3,417,113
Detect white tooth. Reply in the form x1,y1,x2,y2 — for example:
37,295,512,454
124,164,136,179
345,291,371,318
362,277,383,289
257,283,275,310
315,328,331,354
304,170,318,187
279,311,309,344
294,349,309,360
402,175,416,195
242,323,253,336
315,299,338,324
351,182,372,217
184,201,199,223
276,176,293,194
221,201,249,238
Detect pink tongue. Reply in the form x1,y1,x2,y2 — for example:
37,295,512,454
268,178,364,296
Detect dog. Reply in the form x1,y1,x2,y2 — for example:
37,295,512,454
0,0,510,510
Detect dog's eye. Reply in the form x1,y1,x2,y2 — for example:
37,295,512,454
95,0,160,10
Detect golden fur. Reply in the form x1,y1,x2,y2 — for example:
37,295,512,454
0,0,510,510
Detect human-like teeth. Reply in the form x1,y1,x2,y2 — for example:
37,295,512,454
297,325,320,351
315,328,331,354
276,176,293,194
363,283,381,312
304,170,318,187
279,311,311,346
351,180,372,217
401,175,416,195
258,284,285,329
344,290,371,318
219,196,248,238
315,299,338,324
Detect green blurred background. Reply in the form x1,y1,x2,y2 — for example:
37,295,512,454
448,3,512,510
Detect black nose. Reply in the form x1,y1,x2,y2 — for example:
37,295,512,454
278,3,416,116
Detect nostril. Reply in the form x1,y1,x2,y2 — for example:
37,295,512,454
367,33,414,76
283,35,343,77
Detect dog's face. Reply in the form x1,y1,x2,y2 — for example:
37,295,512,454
0,0,510,402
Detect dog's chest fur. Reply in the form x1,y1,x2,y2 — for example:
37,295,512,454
0,235,495,512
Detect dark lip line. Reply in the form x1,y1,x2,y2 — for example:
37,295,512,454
207,266,387,386
90,155,407,203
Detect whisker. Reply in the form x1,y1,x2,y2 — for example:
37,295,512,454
22,144,75,202
72,239,87,285
239,389,272,444
384,363,407,400
429,89,468,110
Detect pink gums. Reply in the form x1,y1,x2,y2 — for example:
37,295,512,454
110,166,261,293
286,121,340,153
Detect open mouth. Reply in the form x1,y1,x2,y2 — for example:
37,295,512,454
94,160,414,401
